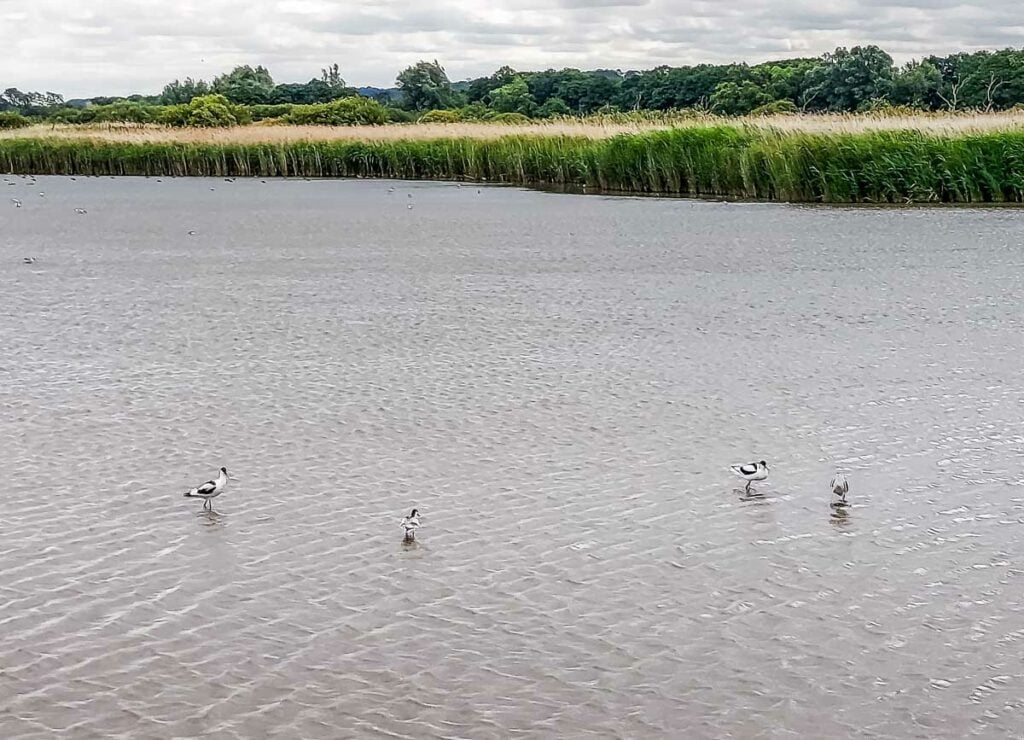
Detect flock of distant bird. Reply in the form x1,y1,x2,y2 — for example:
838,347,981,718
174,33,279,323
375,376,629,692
182,461,848,544
12,172,850,534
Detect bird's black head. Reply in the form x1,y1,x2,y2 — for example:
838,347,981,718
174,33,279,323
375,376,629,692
760,460,768,468
220,466,228,474
410,508,419,517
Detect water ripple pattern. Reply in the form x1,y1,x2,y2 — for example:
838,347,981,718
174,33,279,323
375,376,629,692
2,177,1024,738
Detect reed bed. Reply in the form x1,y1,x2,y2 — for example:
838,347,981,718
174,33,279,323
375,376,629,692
3,125,1023,203
2,110,1024,145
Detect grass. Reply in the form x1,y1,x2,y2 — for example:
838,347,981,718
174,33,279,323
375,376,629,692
3,113,1024,203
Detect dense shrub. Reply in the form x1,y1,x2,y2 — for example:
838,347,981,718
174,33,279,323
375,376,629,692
249,104,295,121
284,97,387,125
418,109,461,123
0,111,32,129
386,108,417,123
159,95,251,127
455,104,495,121
536,98,571,118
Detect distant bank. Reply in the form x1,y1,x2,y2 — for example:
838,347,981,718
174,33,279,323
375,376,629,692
3,125,1024,203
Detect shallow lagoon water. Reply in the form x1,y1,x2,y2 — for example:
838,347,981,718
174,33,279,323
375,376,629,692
2,176,1024,737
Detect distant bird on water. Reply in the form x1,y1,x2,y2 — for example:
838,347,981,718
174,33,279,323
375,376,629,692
401,508,421,542
11,198,22,207
75,208,87,214
22,257,36,264
184,467,231,510
830,472,849,507
731,460,769,493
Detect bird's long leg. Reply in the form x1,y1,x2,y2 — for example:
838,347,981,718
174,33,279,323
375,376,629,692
745,481,751,493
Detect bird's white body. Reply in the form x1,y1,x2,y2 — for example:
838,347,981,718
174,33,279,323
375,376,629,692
830,472,849,506
401,509,421,541
185,468,228,509
731,461,769,491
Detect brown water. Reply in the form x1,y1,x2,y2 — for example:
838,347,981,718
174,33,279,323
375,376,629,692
2,175,1024,738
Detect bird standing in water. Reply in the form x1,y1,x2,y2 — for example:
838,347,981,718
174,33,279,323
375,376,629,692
184,467,230,510
731,460,769,493
401,508,421,542
830,472,849,507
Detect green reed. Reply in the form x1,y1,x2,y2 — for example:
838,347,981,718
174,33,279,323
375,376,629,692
3,127,1023,202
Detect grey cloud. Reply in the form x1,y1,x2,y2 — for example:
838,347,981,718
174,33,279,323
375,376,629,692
1,0,1021,97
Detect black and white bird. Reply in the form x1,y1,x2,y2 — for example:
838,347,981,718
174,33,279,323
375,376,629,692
731,460,769,493
74,208,87,214
401,508,421,542
184,467,230,510
22,257,36,264
11,198,22,207
830,472,849,507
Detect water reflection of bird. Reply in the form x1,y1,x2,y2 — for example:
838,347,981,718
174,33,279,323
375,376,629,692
830,472,849,507
731,460,769,493
401,508,421,542
184,467,230,510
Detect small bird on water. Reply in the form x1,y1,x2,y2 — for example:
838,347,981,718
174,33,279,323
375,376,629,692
401,508,421,542
731,460,769,493
184,466,230,510
830,472,850,507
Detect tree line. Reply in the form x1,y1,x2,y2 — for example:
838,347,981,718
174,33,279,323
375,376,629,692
2,46,1024,129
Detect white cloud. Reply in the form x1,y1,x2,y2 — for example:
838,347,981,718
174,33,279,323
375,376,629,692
1,0,1020,97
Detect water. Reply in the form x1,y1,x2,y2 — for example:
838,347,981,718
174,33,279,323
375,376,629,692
2,175,1024,737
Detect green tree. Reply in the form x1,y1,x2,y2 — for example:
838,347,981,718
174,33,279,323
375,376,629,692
488,76,537,115
536,97,571,117
396,60,461,111
890,60,943,109
271,79,355,104
709,81,772,115
321,63,346,89
805,46,895,111
160,78,211,105
466,66,518,103
212,65,275,105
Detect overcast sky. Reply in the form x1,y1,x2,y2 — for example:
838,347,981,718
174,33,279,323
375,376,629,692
2,0,1020,98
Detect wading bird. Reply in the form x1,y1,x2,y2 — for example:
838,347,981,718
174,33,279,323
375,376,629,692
401,508,421,542
184,467,231,510
731,460,769,493
830,472,849,507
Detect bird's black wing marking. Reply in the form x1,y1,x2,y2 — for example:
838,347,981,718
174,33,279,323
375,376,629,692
195,480,217,494
739,464,757,475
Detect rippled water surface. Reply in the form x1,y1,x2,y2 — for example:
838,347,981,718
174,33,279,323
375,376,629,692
2,176,1024,738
